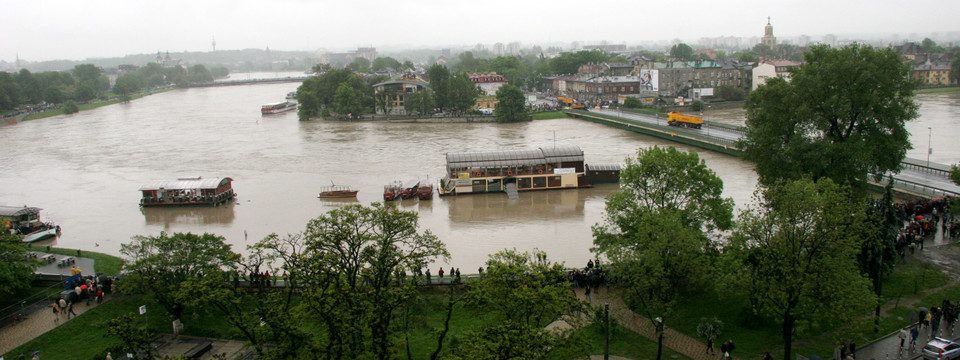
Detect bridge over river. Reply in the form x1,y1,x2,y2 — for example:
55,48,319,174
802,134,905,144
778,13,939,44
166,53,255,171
189,75,311,88
566,109,960,199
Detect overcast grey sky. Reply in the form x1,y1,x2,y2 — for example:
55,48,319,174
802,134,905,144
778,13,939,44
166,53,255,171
3,0,959,62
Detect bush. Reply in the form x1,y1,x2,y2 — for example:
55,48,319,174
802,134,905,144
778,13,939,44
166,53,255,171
715,85,747,101
63,101,80,114
320,108,331,118
691,100,705,111
623,97,643,109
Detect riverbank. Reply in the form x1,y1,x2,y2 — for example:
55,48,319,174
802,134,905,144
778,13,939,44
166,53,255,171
16,88,173,122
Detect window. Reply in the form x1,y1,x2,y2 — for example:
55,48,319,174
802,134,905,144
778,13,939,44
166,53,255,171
548,176,561,187
533,177,547,188
518,177,532,189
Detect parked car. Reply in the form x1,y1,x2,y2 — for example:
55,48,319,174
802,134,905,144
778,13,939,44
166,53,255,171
922,337,960,360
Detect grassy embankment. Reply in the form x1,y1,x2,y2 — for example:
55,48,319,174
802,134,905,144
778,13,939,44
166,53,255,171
22,89,173,121
916,86,960,94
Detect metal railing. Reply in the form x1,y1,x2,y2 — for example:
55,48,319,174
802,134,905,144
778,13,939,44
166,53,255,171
0,283,62,329
881,175,960,198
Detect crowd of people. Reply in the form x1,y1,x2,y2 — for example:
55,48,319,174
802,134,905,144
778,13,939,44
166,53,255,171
893,197,956,261
50,274,112,326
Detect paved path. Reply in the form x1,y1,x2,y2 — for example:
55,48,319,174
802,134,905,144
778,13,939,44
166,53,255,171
0,293,112,357
574,287,716,360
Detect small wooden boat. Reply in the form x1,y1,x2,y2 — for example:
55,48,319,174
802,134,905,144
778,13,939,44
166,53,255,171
417,182,434,200
318,184,358,198
383,180,403,201
399,180,420,200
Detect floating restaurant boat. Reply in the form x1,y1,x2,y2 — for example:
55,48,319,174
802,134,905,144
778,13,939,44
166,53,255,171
139,177,236,207
437,145,620,197
261,101,297,114
318,184,358,198
0,205,61,242
418,182,434,200
383,180,403,201
399,180,420,200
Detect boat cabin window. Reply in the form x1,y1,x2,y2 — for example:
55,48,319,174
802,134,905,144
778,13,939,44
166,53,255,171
533,177,547,188
472,180,486,193
548,176,562,187
518,178,532,189
487,179,502,192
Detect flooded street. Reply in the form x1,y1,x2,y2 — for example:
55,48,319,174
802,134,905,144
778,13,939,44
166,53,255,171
1,79,956,271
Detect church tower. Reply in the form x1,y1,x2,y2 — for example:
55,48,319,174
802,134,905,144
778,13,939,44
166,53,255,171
761,16,777,50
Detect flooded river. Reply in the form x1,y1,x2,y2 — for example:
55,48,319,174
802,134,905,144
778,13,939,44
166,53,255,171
0,78,956,271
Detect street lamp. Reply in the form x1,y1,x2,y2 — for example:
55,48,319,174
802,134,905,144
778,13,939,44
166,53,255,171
927,127,932,166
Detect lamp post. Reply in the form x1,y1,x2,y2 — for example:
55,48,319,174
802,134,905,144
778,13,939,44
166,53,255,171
927,127,932,166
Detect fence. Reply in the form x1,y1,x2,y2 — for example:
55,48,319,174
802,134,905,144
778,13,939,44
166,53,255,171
0,283,63,329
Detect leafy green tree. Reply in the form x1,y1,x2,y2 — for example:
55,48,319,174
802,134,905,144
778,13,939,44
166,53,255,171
725,178,874,360
735,51,759,63
858,183,900,330
118,232,240,320
752,43,775,58
404,89,435,115
921,38,945,53
347,57,371,72
0,71,19,112
548,50,611,74
951,165,960,185
372,57,402,72
333,82,364,116
0,234,38,298
458,249,588,360
448,72,479,115
738,44,919,191
494,84,527,122
427,64,451,111
670,43,695,61
107,314,158,360
691,100,704,112
374,88,395,115
62,100,79,114
402,60,415,71
187,64,214,83
291,203,448,359
714,85,746,101
623,97,643,108
15,69,41,104
593,146,733,360
42,86,65,104
209,65,229,78
113,73,143,101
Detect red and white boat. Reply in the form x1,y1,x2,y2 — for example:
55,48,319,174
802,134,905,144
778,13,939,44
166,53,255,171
261,101,297,114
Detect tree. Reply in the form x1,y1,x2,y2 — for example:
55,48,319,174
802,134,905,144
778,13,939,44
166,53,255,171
691,100,704,112
952,165,960,185
187,64,213,84
371,57,402,72
404,89,434,115
458,249,588,360
402,60,415,71
494,84,527,122
448,72,479,114
921,38,945,53
738,44,919,191
670,43,695,61
107,314,158,360
113,73,143,101
714,85,746,101
427,64,451,111
118,232,240,320
374,88,395,115
333,83,364,117
291,204,448,359
547,50,611,74
592,146,733,360
0,234,38,298
725,178,874,360
62,100,79,114
858,183,900,331
347,57,371,72
623,97,643,108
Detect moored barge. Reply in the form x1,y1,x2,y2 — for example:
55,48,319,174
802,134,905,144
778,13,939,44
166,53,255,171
399,180,420,200
139,177,236,207
261,101,297,114
0,205,61,242
383,180,403,201
418,182,434,200
437,145,619,197
318,184,358,198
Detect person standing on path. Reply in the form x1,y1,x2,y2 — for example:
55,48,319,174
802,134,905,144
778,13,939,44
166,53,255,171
51,304,59,325
585,286,591,303
848,340,855,359
910,325,919,350
66,302,77,319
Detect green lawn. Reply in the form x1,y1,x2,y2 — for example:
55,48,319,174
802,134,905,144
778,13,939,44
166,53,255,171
579,321,687,359
916,87,960,94
21,89,171,121
532,111,570,120
26,246,125,276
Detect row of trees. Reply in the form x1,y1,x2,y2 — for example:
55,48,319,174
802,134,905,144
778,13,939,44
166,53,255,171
0,65,108,112
114,204,587,359
593,44,922,360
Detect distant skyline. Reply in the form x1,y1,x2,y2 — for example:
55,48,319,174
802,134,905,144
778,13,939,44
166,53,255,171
3,0,959,62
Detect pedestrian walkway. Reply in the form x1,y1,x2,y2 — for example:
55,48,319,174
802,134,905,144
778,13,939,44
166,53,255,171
574,287,717,360
0,292,111,356
851,320,959,360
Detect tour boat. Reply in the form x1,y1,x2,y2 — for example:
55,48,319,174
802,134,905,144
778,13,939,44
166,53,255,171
437,145,620,197
261,101,297,114
139,177,236,207
383,180,403,201
318,184,358,198
0,205,61,242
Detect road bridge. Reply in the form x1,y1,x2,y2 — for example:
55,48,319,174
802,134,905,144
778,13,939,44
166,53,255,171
189,75,311,88
565,109,959,199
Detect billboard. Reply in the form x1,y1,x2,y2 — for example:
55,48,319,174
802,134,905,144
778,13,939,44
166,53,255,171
639,69,659,91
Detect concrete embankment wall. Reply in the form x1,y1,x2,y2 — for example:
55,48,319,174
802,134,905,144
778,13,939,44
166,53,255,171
566,111,742,158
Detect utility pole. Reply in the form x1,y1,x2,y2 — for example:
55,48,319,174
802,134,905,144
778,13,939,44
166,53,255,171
927,127,932,166
604,303,610,360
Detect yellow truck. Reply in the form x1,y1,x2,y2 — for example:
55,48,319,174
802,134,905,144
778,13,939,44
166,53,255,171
667,112,703,129
557,96,585,109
